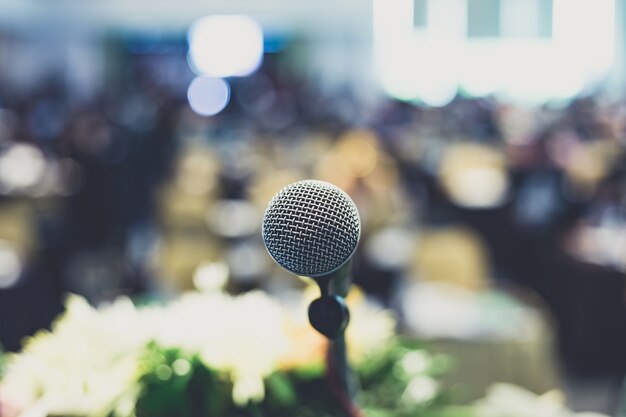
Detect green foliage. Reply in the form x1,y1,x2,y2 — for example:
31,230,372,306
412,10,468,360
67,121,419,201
133,339,467,417
358,341,452,417
136,342,233,417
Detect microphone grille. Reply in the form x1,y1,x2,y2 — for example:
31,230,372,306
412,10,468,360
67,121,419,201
262,180,361,277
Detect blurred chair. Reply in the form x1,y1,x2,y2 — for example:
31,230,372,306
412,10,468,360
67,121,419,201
399,226,561,402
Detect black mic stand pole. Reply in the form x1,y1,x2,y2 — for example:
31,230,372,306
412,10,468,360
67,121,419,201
327,261,358,400
310,261,361,416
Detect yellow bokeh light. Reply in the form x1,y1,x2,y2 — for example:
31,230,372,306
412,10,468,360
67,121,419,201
335,130,380,178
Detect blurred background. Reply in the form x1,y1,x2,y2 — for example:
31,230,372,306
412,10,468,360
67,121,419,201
0,0,625,413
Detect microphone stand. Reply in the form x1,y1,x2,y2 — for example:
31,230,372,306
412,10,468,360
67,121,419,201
315,262,362,417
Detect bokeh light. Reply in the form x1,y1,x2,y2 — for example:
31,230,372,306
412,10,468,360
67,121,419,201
188,15,263,78
0,240,22,289
206,200,259,238
187,76,230,116
438,144,509,209
0,143,46,194
175,151,219,196
335,130,379,178
193,261,229,292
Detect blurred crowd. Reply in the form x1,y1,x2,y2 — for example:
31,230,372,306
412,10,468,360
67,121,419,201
0,36,625,409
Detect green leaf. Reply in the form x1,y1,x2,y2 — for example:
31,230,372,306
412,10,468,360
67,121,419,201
266,372,297,407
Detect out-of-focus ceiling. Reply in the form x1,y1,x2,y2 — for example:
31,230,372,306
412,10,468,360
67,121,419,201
0,0,372,35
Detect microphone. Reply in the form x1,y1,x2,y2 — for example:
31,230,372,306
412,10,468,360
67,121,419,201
262,179,361,337
262,179,362,407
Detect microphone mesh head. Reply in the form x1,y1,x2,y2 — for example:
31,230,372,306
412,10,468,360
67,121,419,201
262,180,361,277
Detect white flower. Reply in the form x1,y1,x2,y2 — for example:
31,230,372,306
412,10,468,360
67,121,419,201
198,291,289,405
0,295,145,417
400,350,432,375
145,291,289,406
345,289,396,364
476,383,611,417
402,376,439,404
5,287,394,413
232,375,266,406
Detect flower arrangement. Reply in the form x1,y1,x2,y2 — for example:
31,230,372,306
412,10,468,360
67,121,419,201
0,286,611,417
0,286,451,417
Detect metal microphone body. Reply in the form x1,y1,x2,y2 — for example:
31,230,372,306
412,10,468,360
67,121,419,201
262,179,361,279
262,179,361,402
